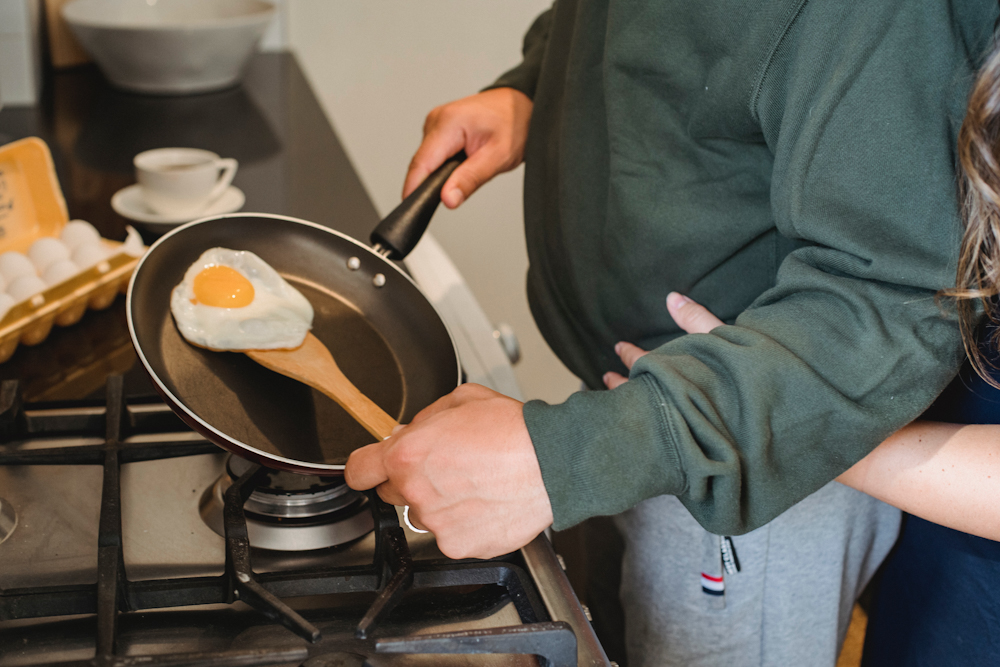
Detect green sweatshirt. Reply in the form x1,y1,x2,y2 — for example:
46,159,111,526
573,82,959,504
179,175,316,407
493,0,997,534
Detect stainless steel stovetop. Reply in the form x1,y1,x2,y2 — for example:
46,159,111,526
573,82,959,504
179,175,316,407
0,377,608,667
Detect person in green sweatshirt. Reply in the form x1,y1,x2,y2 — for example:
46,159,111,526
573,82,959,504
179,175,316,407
345,0,997,663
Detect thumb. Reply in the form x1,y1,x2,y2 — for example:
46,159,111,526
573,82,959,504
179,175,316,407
666,292,724,334
404,128,466,200
440,146,504,208
344,440,390,491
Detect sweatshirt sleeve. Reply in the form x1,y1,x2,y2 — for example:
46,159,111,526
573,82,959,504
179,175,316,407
483,5,555,100
524,2,979,534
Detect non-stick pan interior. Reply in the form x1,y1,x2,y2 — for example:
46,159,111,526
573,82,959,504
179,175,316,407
128,214,460,472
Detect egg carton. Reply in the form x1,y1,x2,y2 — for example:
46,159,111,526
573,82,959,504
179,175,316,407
0,137,146,363
0,233,144,363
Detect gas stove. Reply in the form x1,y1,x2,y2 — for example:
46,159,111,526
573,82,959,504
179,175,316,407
0,376,609,666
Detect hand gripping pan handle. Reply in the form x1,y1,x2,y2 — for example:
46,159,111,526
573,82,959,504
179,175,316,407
370,151,466,260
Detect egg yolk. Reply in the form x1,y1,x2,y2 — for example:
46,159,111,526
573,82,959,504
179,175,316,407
192,265,255,308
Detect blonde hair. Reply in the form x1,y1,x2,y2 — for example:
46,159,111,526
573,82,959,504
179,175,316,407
946,38,1000,388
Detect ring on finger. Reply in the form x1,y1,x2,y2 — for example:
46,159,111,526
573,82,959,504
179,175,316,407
402,505,429,534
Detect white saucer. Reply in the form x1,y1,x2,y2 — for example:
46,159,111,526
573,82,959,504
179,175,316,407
111,184,246,233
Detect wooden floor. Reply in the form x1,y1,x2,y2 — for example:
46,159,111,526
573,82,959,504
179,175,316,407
837,605,868,667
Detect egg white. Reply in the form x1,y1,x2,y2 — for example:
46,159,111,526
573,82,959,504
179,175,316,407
170,248,314,350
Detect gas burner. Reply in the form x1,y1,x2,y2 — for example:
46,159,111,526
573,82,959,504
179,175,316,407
0,497,15,546
199,456,373,551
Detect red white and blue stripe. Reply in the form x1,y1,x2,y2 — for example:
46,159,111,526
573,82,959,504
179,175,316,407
701,572,724,596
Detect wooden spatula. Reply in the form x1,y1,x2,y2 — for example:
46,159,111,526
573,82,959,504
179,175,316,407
246,332,399,440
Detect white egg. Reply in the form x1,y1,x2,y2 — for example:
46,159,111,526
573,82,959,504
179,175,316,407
28,238,71,274
7,275,47,302
43,259,80,286
72,241,107,268
121,226,145,258
61,220,102,250
0,293,15,320
170,247,314,351
0,252,36,283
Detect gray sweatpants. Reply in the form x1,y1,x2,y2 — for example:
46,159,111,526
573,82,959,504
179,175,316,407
615,481,901,666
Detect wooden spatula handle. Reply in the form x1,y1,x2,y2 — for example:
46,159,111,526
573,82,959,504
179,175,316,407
313,372,399,440
246,333,399,441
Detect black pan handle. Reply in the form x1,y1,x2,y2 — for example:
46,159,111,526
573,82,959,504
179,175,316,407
370,151,467,260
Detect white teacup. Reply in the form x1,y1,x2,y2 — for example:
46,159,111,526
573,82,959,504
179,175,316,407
134,148,238,217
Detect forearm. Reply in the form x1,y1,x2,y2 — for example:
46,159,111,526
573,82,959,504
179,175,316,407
837,421,1000,541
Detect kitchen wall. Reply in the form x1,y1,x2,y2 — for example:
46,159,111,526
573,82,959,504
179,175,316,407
0,0,42,105
287,1,581,405
258,0,288,52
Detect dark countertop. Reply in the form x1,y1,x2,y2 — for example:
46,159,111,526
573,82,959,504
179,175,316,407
0,53,382,401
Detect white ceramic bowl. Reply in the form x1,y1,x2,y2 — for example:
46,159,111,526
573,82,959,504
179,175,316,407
62,0,276,95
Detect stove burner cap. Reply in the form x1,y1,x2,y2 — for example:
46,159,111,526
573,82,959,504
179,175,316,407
227,454,344,495
225,455,357,520
200,456,374,551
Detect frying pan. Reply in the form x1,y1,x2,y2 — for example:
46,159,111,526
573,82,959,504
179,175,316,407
126,154,465,474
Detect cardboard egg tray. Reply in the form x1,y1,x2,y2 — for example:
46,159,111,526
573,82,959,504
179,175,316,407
0,137,144,363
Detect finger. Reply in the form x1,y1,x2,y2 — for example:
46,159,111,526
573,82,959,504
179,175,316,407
440,145,505,208
614,341,649,370
408,383,490,425
344,441,390,491
375,480,407,506
403,125,466,199
603,371,629,389
408,392,460,427
666,292,724,334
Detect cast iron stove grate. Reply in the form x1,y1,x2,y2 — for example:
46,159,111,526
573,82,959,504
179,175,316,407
0,376,576,667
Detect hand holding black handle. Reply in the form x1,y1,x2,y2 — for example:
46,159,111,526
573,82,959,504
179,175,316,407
370,151,467,260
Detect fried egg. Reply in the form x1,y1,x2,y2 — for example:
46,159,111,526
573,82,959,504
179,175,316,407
170,248,313,350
